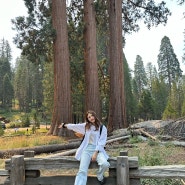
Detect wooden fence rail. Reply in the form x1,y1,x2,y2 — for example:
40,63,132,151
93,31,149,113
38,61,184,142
0,151,185,185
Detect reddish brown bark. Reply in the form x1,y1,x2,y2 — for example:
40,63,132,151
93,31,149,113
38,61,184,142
48,0,72,136
83,0,101,117
107,0,127,132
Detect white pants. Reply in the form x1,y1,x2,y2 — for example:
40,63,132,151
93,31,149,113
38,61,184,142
74,144,110,185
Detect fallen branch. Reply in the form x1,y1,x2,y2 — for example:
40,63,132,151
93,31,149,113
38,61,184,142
181,179,185,185
139,128,156,140
45,149,77,158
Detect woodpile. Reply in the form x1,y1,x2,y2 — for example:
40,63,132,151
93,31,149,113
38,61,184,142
130,118,185,141
161,118,185,140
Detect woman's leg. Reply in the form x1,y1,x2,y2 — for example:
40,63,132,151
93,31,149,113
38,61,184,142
74,145,95,185
96,152,110,181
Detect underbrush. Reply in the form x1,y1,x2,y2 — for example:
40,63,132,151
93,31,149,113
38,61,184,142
108,136,185,185
0,134,185,185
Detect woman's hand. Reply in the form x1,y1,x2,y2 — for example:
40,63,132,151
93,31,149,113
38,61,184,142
91,151,98,161
58,123,66,129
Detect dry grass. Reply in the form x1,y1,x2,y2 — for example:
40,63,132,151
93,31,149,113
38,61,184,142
0,126,67,169
0,125,67,150
0,134,65,149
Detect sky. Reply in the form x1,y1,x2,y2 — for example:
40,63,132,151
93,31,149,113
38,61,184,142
124,1,185,73
0,0,27,67
0,0,185,73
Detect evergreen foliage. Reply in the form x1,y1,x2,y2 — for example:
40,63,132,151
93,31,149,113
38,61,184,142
20,113,30,127
134,55,147,98
42,62,54,120
157,36,182,90
151,77,168,119
0,39,13,109
2,74,14,109
138,90,154,120
163,81,184,119
183,29,185,63
123,55,137,124
14,56,43,112
12,0,54,63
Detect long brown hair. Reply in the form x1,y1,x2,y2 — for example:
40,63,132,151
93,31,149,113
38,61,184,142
85,110,101,131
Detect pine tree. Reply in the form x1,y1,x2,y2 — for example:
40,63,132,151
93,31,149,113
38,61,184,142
124,54,137,124
2,74,14,109
134,55,147,98
14,56,43,112
138,89,154,120
183,29,185,63
145,62,156,91
157,36,182,90
163,81,183,119
151,76,168,119
0,39,13,108
14,57,31,112
181,76,185,116
42,62,54,120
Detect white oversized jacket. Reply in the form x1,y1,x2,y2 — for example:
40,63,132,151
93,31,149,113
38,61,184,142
66,123,109,161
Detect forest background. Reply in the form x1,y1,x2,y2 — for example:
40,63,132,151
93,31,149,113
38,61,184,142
0,0,185,136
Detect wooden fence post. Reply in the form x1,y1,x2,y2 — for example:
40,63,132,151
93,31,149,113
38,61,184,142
120,150,128,157
10,155,25,185
24,150,35,158
119,150,141,185
117,156,129,185
24,150,40,178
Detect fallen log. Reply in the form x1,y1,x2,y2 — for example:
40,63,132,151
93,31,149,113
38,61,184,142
0,141,81,159
161,141,185,147
107,143,137,149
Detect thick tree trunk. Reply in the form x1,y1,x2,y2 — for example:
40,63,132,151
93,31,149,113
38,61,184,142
83,0,101,117
48,0,72,136
107,0,127,132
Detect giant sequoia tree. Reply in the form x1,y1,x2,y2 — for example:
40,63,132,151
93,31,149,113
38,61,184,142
49,0,72,135
107,0,171,130
12,0,72,136
107,0,127,132
83,0,101,117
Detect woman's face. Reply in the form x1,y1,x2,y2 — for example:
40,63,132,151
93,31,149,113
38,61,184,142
87,113,95,123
